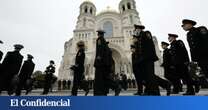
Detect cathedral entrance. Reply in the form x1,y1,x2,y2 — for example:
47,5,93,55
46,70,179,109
86,44,131,79
111,48,122,75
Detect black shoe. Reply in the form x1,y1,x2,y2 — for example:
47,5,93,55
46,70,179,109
85,90,89,96
115,88,121,96
7,91,14,96
25,91,29,95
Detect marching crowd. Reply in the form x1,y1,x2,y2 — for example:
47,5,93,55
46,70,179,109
0,42,56,96
0,19,208,96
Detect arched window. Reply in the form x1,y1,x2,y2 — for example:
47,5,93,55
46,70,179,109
90,7,93,14
84,6,88,13
103,21,113,37
127,2,131,9
122,5,125,11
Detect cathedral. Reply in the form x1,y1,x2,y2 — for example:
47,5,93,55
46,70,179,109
58,0,163,80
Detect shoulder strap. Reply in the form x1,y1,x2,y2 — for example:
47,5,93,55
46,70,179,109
197,26,208,35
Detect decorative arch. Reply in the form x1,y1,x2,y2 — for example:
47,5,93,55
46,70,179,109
127,2,131,9
84,6,88,13
108,43,129,62
86,43,131,78
96,14,121,37
122,5,125,11
90,7,93,14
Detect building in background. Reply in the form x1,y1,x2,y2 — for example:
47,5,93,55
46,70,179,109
58,0,163,81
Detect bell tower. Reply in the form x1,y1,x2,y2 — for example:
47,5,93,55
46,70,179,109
119,0,142,50
76,0,96,29
119,0,141,26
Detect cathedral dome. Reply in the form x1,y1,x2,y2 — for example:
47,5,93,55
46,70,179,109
80,0,95,8
119,0,136,13
98,6,119,15
79,0,96,16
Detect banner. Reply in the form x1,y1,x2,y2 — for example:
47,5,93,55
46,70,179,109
0,96,207,110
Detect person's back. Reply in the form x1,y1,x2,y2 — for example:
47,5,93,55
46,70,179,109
2,51,23,77
19,60,35,79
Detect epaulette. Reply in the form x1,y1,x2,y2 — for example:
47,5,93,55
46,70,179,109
197,26,208,35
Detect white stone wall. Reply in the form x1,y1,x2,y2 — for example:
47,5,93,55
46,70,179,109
58,0,164,80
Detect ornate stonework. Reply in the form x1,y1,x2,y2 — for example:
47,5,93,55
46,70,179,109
58,0,163,80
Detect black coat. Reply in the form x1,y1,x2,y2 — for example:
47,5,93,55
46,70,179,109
93,36,112,95
132,31,159,93
18,60,35,80
75,48,85,74
1,51,23,78
134,31,159,64
161,48,172,68
169,40,190,65
187,27,208,62
45,65,55,75
94,37,110,67
162,48,175,79
73,48,85,82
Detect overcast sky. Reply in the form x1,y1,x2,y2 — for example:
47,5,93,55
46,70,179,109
0,0,207,75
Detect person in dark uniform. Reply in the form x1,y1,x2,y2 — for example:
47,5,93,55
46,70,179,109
145,34,172,96
94,30,111,96
168,35,183,94
144,32,171,96
168,34,195,95
42,60,55,95
182,19,208,78
15,54,35,96
132,25,160,96
0,44,24,95
131,44,144,95
104,42,121,96
71,41,89,96
161,41,176,94
161,41,173,79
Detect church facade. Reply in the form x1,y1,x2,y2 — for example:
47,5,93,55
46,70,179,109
58,0,163,80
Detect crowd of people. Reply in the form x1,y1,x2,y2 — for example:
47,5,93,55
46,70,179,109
129,19,208,96
0,42,56,96
0,19,208,96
